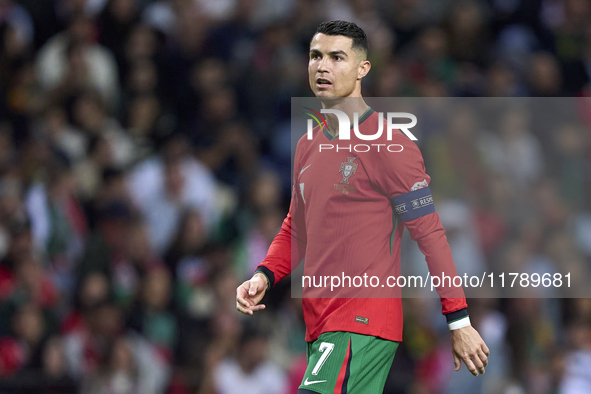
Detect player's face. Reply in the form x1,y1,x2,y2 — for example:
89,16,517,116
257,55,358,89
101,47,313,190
308,33,368,98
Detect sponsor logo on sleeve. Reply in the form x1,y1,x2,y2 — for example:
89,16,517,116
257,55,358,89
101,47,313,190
410,178,428,191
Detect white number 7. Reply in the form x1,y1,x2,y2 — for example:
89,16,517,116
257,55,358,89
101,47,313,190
311,342,335,375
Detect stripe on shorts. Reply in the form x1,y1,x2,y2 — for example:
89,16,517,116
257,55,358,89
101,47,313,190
335,338,352,394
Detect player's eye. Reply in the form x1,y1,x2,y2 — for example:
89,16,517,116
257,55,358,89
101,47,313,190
334,56,342,61
310,53,320,60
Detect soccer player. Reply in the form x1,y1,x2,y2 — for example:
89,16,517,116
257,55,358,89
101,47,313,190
236,20,490,393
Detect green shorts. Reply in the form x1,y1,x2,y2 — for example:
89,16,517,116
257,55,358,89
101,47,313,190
298,331,399,394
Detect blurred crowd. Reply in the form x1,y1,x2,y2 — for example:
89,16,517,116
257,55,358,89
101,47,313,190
0,0,590,393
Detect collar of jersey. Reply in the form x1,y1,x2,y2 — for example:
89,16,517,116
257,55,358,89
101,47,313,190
323,107,375,141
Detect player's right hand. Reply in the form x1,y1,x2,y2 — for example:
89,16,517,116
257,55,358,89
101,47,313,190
236,273,268,315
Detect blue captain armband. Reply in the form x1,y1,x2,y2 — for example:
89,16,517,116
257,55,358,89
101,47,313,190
391,186,436,221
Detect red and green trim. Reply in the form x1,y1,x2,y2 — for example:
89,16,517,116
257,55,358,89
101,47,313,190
334,339,352,394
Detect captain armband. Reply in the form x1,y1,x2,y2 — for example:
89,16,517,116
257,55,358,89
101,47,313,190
390,186,435,221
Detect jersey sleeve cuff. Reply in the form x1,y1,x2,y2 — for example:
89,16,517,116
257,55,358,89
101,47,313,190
445,308,470,330
254,266,275,291
448,316,471,330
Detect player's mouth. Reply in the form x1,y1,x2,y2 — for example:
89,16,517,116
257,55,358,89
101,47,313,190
316,78,332,89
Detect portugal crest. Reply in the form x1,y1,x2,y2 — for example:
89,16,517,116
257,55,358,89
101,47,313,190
339,157,358,184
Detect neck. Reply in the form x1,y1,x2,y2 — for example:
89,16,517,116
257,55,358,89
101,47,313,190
321,97,369,137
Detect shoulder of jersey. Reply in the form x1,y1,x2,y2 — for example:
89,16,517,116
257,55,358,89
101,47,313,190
371,116,420,149
296,124,323,148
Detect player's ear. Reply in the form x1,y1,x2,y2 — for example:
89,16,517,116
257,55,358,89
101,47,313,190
358,60,371,80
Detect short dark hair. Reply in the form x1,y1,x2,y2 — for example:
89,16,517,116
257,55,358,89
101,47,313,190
314,20,369,56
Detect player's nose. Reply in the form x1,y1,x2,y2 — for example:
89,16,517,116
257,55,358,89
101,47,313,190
317,57,330,73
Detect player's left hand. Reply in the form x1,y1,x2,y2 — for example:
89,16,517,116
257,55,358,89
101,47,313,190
450,325,490,376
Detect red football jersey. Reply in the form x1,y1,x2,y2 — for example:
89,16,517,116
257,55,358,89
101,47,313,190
257,108,467,342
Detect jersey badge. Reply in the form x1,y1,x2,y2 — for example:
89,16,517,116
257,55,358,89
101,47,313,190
339,157,358,184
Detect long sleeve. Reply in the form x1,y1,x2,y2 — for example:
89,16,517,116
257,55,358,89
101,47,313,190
255,202,307,288
368,134,468,322
404,212,468,315
255,141,307,288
